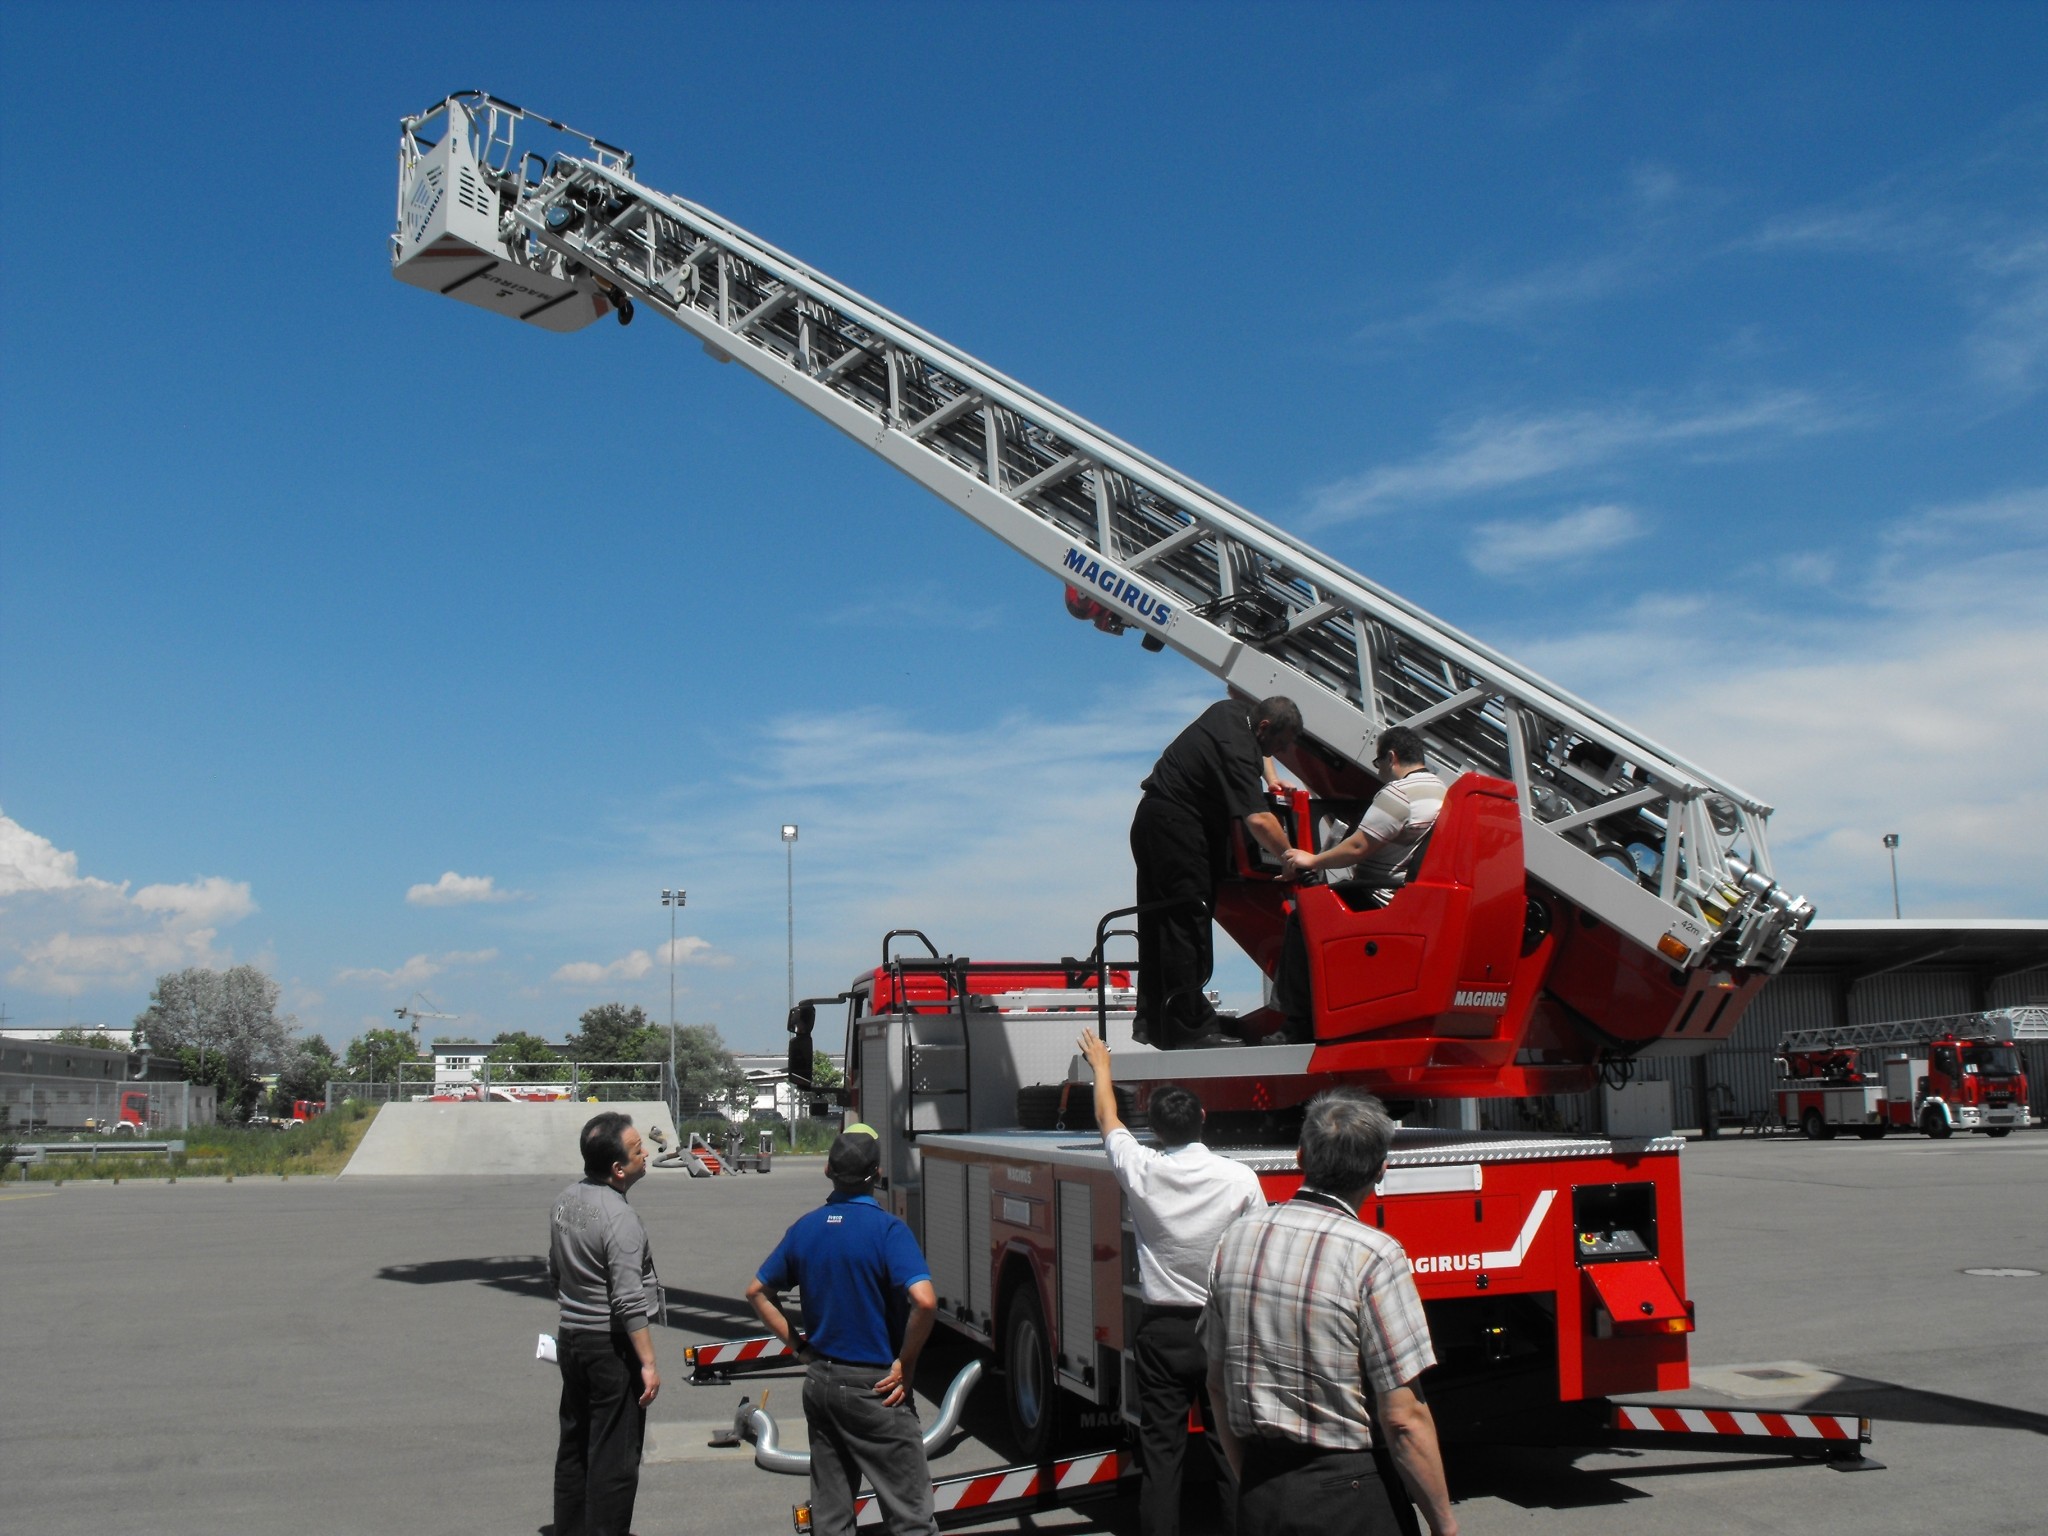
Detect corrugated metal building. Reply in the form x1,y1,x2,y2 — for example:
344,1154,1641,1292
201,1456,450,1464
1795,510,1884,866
1471,919,2048,1134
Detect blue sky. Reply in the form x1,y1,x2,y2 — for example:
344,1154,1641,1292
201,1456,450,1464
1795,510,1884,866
4,2,2044,1049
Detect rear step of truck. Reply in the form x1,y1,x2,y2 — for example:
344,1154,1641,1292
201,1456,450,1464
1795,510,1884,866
793,1448,1133,1531
1605,1403,1879,1468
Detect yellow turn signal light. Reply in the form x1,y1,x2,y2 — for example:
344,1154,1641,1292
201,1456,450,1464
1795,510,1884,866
1657,934,1691,962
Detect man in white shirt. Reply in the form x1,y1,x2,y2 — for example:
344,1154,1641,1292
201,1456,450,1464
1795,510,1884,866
1077,1031,1264,1536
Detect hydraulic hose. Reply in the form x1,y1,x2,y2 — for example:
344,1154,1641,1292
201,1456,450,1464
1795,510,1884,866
748,1358,983,1474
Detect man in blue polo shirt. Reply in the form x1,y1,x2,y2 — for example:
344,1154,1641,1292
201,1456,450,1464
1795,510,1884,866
746,1125,939,1536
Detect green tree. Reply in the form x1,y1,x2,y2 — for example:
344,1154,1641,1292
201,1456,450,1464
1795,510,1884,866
673,1022,751,1115
53,1028,119,1051
488,1030,561,1084
565,1003,656,1062
269,1034,338,1114
344,1028,421,1086
134,966,294,1122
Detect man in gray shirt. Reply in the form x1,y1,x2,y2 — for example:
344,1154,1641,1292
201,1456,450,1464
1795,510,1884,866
549,1111,660,1536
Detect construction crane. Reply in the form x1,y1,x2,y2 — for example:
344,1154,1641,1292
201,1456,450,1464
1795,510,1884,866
391,93,1816,1088
392,995,457,1055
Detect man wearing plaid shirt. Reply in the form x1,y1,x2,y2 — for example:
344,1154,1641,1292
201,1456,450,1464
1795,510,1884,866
1203,1089,1458,1536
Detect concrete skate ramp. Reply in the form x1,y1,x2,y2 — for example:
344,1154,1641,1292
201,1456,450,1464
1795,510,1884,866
341,1101,679,1177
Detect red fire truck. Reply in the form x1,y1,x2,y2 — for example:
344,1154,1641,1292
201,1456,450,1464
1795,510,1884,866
775,775,1833,1468
85,1088,152,1135
1776,1009,2040,1140
395,94,1867,1501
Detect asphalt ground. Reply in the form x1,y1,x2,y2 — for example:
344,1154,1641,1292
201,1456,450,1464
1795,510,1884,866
3,1133,2045,1535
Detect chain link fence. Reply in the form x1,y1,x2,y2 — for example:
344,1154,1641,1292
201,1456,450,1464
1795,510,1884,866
326,1062,691,1111
1,1074,216,1133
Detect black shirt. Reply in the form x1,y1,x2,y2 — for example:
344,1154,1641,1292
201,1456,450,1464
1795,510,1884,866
1140,699,1267,847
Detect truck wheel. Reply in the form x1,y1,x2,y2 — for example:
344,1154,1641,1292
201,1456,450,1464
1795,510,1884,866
1801,1109,1834,1141
1001,1283,1061,1460
1921,1108,1952,1140
1986,1127,2011,1138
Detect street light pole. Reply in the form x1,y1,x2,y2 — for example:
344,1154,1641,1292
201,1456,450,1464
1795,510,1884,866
781,825,799,1016
661,888,686,1120
1882,834,1901,919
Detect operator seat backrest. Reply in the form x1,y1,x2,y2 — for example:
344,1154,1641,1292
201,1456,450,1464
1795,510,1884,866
1380,822,1436,889
1406,775,1475,885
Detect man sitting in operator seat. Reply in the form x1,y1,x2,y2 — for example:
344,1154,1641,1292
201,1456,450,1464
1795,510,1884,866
1272,727,1445,1042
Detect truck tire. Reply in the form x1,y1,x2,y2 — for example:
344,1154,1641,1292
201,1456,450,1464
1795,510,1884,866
1921,1108,1952,1140
1801,1108,1834,1141
1000,1282,1062,1460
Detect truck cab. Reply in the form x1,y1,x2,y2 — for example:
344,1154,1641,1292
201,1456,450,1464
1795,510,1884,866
1884,1035,2029,1138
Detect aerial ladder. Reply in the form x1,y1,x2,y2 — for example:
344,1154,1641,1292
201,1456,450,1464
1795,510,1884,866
391,91,1815,1103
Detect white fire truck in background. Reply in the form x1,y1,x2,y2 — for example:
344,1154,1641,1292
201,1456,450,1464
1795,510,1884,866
1776,1007,2041,1140
393,94,1869,1512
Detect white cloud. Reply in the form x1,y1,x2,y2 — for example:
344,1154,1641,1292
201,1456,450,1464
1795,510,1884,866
1306,392,1840,524
660,936,733,968
553,950,656,986
0,815,116,896
0,811,256,996
1467,503,1644,578
1516,487,2048,918
405,871,518,907
335,948,498,988
1741,109,2048,397
132,876,257,927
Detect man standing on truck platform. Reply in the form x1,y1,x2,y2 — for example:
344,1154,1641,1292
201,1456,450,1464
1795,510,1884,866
548,1110,662,1536
1132,695,1302,1048
746,1126,941,1536
1079,1030,1264,1536
1204,1088,1458,1536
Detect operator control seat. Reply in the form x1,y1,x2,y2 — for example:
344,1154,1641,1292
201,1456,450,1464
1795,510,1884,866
1286,774,1526,1045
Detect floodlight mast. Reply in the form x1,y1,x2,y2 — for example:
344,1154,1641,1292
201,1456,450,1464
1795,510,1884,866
391,91,1814,981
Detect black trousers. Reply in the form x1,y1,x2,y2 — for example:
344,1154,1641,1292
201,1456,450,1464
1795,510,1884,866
552,1327,647,1536
1236,1440,1417,1536
1272,910,1314,1043
803,1358,938,1536
1133,1305,1231,1536
1130,796,1220,1044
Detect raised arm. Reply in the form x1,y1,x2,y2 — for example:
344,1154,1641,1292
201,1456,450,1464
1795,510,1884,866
1243,809,1292,860
1077,1030,1125,1138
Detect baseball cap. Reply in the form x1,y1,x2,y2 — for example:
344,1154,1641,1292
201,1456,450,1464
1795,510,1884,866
827,1124,881,1184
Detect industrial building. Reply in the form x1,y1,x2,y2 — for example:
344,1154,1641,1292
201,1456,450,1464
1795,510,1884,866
0,1037,217,1133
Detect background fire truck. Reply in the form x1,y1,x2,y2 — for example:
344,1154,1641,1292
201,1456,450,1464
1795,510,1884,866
1775,1007,2041,1140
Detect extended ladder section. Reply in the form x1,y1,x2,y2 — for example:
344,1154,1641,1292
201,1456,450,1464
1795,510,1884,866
393,92,1814,977
1779,1006,2048,1055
